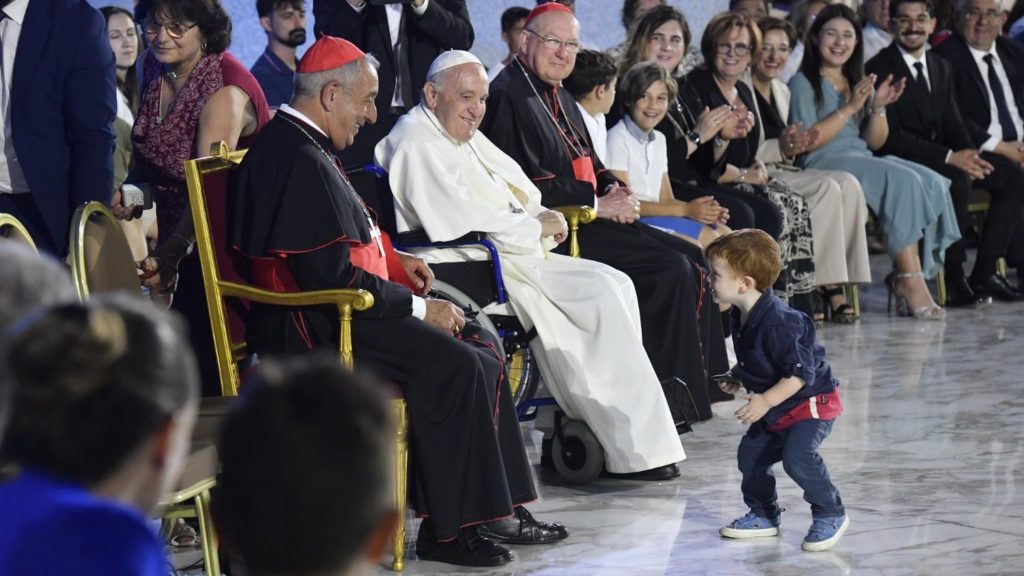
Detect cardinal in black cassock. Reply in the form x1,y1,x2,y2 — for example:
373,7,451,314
482,4,730,419
230,36,565,568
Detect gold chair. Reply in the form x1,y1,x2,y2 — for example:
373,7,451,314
68,201,142,301
551,205,597,258
0,212,37,250
936,188,1006,306
184,142,410,571
66,202,226,573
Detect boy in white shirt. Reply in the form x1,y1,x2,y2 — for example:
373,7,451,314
562,49,617,163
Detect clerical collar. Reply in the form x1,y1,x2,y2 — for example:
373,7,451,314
278,104,328,138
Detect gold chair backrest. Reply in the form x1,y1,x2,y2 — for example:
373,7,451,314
69,202,142,301
0,212,37,251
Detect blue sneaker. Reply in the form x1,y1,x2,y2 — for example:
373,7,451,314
719,511,781,539
801,515,849,551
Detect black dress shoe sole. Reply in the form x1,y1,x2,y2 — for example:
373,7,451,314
415,546,514,567
477,528,570,546
603,463,680,482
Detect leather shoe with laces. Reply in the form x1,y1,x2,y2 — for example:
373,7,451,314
415,521,513,567
603,463,680,481
478,506,569,545
971,274,1023,302
945,275,990,307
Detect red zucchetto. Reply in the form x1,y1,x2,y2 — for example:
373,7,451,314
524,2,573,27
296,35,366,73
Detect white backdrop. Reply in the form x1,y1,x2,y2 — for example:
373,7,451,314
90,0,728,69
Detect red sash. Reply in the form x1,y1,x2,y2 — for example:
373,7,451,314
765,389,843,432
572,155,597,194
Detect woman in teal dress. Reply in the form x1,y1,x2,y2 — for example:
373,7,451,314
788,4,959,320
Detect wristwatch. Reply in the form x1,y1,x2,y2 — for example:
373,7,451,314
686,130,702,146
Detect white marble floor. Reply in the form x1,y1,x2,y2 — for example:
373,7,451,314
381,259,1024,576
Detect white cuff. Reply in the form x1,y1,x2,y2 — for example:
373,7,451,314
944,149,953,164
411,295,426,320
981,135,999,153
412,0,429,16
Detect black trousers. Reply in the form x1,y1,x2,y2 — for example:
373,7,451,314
930,152,1024,279
672,180,784,239
250,306,536,542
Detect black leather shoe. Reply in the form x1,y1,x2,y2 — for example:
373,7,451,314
603,463,680,481
416,523,513,567
945,275,990,307
478,506,569,545
971,274,1024,302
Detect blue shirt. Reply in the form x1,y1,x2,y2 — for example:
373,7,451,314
0,470,166,575
250,48,295,109
730,290,838,426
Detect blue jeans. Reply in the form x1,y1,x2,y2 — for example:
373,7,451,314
737,418,844,520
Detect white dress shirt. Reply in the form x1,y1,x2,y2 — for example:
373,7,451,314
968,43,1024,151
348,0,429,109
576,102,607,164
899,45,931,90
0,0,31,194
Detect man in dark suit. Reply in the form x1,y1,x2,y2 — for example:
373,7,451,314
312,0,472,235
869,0,1024,303
932,0,1024,289
0,0,116,255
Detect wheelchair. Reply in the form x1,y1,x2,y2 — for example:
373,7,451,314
355,163,609,484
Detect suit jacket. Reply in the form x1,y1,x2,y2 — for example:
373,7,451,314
10,0,116,253
932,34,1024,148
313,0,473,164
866,43,974,165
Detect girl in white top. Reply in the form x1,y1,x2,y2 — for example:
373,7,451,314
606,61,727,248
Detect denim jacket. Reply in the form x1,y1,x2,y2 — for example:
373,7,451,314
730,289,839,426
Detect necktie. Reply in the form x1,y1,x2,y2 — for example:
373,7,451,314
984,53,1019,143
913,62,929,94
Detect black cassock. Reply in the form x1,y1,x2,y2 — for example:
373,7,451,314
482,60,730,417
232,111,536,540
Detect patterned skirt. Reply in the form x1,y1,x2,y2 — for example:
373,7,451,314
735,179,817,313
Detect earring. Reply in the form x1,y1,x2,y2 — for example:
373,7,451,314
202,41,207,51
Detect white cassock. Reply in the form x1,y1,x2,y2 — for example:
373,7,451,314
375,105,685,473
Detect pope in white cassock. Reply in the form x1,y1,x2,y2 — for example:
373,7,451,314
376,50,686,478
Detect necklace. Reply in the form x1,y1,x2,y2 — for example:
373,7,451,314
277,113,385,255
156,55,202,125
514,57,586,159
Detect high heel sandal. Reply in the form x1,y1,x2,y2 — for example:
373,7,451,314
884,271,946,321
820,286,858,324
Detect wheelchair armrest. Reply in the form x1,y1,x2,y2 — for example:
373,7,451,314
395,229,488,247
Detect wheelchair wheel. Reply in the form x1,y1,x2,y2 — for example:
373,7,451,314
552,419,604,485
430,280,540,408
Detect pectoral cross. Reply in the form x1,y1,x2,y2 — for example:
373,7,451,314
369,221,385,257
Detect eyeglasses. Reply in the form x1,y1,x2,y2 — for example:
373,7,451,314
761,44,790,55
525,29,582,54
716,43,752,57
144,19,197,39
964,9,1003,22
650,32,685,49
893,15,932,27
